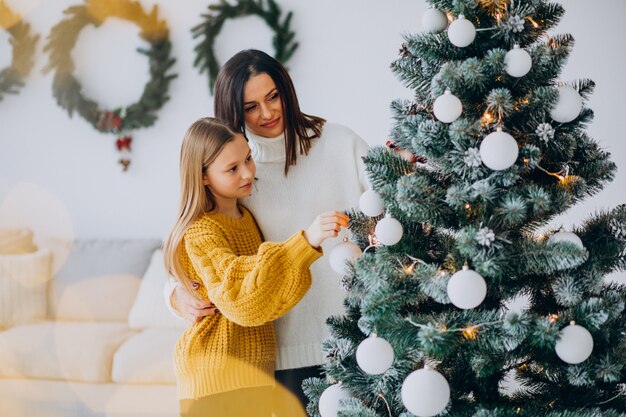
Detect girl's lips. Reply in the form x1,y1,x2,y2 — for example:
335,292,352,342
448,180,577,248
241,182,252,189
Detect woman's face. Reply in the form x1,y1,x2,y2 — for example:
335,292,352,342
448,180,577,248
243,72,284,138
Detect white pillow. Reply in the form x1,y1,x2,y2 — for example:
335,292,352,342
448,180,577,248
128,250,184,329
55,274,141,321
0,249,52,329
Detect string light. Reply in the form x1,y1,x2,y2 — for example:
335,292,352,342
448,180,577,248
405,261,417,275
462,326,478,340
482,112,494,125
377,393,393,417
364,232,382,254
548,314,559,324
527,17,540,28
536,164,566,181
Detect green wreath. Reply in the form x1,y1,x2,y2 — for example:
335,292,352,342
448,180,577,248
43,0,176,135
0,1,39,102
192,0,298,94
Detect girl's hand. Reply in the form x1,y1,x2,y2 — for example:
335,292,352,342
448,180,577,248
304,211,349,248
171,283,219,325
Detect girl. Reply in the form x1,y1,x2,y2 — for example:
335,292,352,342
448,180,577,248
166,50,369,408
163,117,348,417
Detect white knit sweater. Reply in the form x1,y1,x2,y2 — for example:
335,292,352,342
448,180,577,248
166,121,369,370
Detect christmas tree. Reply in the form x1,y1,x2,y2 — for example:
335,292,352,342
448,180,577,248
304,1,626,416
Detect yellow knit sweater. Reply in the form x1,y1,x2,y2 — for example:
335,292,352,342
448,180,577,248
174,207,322,400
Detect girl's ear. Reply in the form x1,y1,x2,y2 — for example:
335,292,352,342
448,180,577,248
202,174,211,187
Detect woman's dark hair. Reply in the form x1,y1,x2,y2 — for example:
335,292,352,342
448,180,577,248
214,49,325,175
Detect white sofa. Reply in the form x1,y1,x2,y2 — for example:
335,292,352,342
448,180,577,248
0,239,185,417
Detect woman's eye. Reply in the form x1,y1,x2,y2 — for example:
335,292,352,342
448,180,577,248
244,105,256,112
269,93,279,101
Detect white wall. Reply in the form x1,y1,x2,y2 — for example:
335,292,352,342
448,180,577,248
1,0,625,243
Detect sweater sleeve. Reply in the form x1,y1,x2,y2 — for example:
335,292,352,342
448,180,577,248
184,229,321,327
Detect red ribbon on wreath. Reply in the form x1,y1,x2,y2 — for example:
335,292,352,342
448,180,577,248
98,111,133,171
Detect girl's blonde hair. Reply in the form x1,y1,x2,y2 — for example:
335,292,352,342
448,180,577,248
163,117,239,297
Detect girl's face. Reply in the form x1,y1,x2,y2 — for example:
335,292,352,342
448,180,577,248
203,133,256,204
243,72,284,138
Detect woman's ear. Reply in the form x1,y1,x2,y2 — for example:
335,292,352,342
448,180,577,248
202,174,211,187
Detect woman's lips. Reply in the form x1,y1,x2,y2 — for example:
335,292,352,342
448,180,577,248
261,118,279,128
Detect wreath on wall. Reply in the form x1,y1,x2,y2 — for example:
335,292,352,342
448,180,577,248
192,0,298,94
43,0,177,171
0,1,39,102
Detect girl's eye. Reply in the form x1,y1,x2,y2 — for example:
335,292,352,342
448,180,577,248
228,166,237,173
246,155,253,162
269,93,279,101
244,105,256,113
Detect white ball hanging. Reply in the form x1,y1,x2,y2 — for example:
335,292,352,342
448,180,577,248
448,14,476,48
550,85,583,123
479,127,519,171
447,265,487,309
504,44,532,78
422,7,448,33
433,89,463,123
375,213,403,246
555,321,594,364
356,334,395,375
319,383,352,417
548,229,585,250
359,189,385,217
401,367,450,417
329,239,362,276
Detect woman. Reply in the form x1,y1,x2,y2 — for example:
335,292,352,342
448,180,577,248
166,49,369,409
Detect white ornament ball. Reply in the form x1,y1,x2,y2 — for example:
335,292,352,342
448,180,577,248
329,240,362,276
356,335,395,375
479,128,519,171
504,44,532,78
433,89,463,123
401,367,450,417
422,8,448,33
447,265,487,309
448,14,476,48
555,322,594,364
549,230,585,250
359,189,385,217
550,85,583,123
319,383,352,417
375,214,404,246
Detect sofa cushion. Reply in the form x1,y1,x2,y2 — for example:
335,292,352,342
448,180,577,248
50,239,161,317
0,249,52,329
0,321,135,383
112,328,183,384
128,249,185,329
56,274,141,321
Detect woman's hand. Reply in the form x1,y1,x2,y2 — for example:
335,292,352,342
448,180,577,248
304,211,349,248
171,283,219,325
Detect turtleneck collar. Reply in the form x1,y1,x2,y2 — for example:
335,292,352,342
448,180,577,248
245,130,286,163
